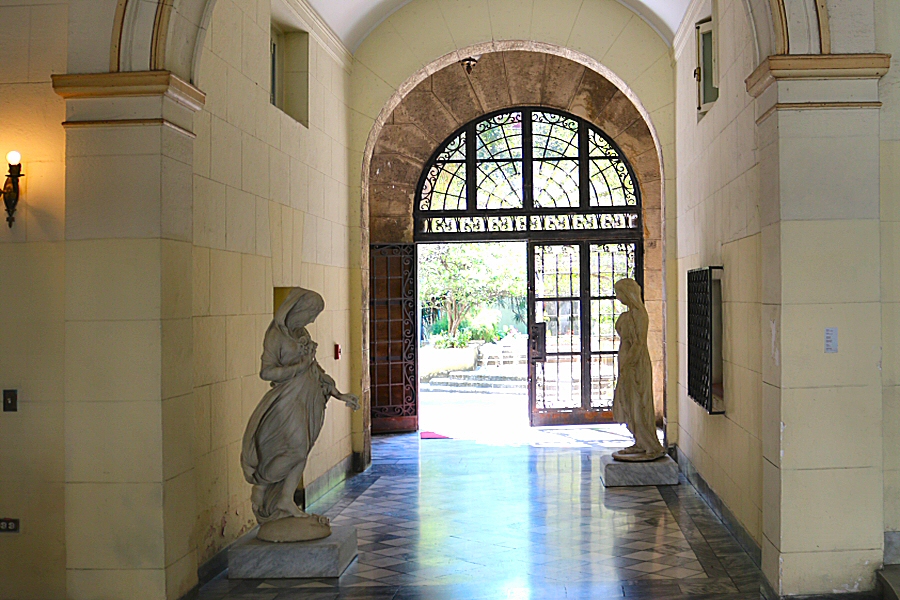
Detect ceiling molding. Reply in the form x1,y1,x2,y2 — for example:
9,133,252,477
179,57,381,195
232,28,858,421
274,0,353,70
674,0,710,58
615,0,677,46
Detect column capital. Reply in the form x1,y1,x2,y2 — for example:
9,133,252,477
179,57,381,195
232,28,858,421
51,71,205,136
746,53,891,98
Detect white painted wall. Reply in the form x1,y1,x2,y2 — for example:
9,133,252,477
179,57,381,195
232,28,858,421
191,0,355,574
673,0,763,544
877,0,900,557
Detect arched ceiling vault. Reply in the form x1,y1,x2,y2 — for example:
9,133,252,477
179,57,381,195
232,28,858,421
109,0,828,91
309,0,692,51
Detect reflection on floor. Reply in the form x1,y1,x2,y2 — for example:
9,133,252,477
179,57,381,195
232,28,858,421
418,389,661,450
198,434,761,600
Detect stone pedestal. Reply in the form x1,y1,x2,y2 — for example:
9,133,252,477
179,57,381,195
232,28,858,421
228,525,358,579
599,454,678,487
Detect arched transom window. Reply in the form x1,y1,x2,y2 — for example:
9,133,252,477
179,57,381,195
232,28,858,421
414,108,641,241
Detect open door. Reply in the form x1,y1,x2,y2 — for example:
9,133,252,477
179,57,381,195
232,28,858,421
369,244,418,433
528,241,640,426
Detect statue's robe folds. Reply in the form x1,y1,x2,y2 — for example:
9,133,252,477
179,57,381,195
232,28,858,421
241,290,335,523
612,289,663,458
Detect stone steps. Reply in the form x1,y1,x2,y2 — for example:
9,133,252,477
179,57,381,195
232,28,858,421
430,377,527,388
446,371,525,382
422,379,528,393
422,368,528,393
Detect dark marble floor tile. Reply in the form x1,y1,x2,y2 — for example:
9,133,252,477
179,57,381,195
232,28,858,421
273,593,340,600
677,579,740,595
622,580,682,595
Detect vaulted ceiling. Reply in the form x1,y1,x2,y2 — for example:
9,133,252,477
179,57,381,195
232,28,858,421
307,0,692,51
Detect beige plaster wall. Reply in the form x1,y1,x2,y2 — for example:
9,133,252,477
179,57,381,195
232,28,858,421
674,1,763,543
191,0,354,568
348,0,679,439
877,0,900,546
0,2,68,599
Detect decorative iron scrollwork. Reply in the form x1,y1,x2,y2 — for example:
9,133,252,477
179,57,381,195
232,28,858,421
369,245,418,429
414,107,642,242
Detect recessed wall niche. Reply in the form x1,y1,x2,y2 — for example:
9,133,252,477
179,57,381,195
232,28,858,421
271,0,310,126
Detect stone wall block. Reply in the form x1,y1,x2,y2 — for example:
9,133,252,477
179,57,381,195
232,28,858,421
642,181,662,209
590,91,642,140
392,89,461,143
370,215,414,244
567,68,619,125
431,63,485,124
541,55,585,109
504,51,547,105
616,119,656,160
370,184,416,218
632,149,662,183
466,52,512,113
373,123,439,163
369,154,424,187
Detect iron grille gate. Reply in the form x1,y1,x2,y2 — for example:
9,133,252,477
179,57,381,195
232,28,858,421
687,266,724,414
369,244,418,433
528,241,641,425
367,107,645,428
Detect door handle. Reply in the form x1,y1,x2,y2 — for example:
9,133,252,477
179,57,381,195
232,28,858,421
530,322,546,362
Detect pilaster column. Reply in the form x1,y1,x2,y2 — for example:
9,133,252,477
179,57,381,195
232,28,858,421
52,72,204,600
748,54,891,596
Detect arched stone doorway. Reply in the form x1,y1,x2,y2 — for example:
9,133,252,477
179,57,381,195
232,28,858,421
363,48,666,438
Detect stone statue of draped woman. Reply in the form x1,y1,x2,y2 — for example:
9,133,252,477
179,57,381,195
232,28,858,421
241,288,359,542
611,278,665,462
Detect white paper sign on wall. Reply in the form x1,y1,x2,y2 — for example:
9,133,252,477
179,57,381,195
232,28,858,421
825,327,838,354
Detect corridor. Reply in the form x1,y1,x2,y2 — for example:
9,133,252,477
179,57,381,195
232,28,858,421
198,435,760,600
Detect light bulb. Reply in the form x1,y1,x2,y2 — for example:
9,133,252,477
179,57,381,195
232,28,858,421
6,151,20,166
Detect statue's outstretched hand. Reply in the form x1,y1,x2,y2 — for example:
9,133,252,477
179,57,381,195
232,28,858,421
338,393,360,411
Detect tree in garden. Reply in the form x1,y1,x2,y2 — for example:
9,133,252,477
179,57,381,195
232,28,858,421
419,243,526,339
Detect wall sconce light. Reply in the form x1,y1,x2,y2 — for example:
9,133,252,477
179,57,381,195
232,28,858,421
3,151,22,228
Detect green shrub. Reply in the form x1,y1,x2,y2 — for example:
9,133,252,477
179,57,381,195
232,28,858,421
467,322,501,343
433,329,472,348
430,314,448,335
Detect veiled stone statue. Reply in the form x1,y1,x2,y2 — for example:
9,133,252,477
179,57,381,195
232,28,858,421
611,278,665,462
241,288,359,542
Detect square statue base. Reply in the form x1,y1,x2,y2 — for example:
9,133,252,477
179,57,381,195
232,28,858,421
228,525,357,579
600,454,679,487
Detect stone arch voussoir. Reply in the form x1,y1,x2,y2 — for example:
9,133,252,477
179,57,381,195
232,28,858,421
365,47,662,247
362,43,667,419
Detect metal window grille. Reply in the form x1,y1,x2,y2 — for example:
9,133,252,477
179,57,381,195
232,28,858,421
414,107,641,243
687,266,724,414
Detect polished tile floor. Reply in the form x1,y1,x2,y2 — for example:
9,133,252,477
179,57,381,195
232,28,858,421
198,431,761,600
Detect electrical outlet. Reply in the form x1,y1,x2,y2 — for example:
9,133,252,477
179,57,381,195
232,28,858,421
2,389,16,412
0,518,19,533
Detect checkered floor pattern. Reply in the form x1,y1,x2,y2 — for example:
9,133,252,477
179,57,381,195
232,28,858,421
198,431,761,600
